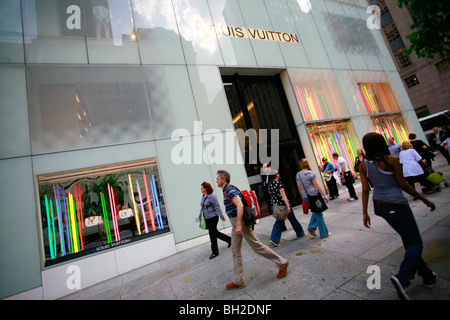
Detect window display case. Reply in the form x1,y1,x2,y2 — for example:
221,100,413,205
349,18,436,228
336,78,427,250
37,159,169,267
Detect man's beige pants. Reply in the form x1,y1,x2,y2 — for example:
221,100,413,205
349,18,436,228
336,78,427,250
229,216,287,285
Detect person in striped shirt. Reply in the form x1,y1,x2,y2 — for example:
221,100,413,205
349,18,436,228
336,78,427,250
216,170,289,290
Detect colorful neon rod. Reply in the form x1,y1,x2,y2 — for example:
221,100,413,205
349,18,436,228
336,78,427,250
74,185,84,251
128,174,141,235
66,197,73,254
78,185,85,229
56,187,66,256
136,180,149,234
143,172,156,231
151,176,164,230
107,184,120,241
68,193,79,253
44,196,56,259
63,189,71,254
49,199,57,257
100,193,112,243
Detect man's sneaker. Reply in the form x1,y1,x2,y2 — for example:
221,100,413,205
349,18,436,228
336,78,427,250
390,275,410,300
269,240,280,247
348,197,357,202
423,272,438,288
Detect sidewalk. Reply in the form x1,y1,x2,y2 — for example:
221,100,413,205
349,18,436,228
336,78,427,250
62,156,450,300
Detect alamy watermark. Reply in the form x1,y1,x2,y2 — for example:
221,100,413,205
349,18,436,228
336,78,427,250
367,265,381,290
366,5,381,30
170,121,279,174
66,265,81,290
65,3,381,33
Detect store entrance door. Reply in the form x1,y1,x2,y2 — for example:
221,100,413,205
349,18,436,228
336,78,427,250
222,74,305,211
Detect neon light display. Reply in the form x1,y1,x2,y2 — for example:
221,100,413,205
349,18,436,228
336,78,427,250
38,161,169,265
370,114,410,144
358,83,398,114
307,121,358,175
294,85,331,121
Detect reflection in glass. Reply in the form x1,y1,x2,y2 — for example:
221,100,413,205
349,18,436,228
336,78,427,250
143,65,199,139
22,0,87,63
131,0,185,64
84,0,134,44
0,0,24,63
27,65,153,154
38,159,169,266
172,0,223,65
83,0,139,63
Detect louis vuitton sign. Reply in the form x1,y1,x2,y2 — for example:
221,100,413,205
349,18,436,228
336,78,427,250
215,25,299,43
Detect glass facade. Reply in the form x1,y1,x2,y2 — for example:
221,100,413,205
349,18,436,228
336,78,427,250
0,0,421,299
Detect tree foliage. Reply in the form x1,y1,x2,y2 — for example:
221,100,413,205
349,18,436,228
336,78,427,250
398,0,450,59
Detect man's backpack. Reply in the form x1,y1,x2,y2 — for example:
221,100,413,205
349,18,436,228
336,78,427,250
241,190,261,220
224,185,260,226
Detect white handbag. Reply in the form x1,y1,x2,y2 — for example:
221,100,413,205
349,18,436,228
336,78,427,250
119,206,133,219
85,215,104,227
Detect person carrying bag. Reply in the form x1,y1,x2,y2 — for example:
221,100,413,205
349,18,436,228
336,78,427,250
296,158,331,239
268,170,306,247
199,182,231,259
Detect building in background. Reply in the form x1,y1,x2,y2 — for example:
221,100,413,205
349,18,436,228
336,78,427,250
0,0,426,299
369,0,450,117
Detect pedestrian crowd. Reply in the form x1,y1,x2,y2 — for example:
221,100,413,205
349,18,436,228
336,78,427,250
195,128,449,300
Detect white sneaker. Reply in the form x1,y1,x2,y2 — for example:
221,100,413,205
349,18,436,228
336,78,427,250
348,197,356,202
390,276,410,300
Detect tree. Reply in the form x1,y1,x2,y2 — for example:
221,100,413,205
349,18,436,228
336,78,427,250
398,0,450,59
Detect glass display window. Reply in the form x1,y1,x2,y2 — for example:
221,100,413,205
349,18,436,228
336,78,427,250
358,82,399,114
289,69,349,122
370,113,411,144
307,120,359,175
37,159,169,267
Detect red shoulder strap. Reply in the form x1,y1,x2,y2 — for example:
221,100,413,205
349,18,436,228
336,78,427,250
224,184,238,207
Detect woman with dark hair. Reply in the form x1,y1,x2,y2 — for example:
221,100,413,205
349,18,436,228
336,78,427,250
199,182,231,259
360,132,437,300
268,171,306,247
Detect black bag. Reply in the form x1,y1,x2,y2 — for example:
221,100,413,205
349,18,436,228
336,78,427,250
224,185,255,227
307,193,328,213
343,171,355,184
242,204,256,227
298,172,328,213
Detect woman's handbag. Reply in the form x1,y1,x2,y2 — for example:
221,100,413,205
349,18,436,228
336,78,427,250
302,199,309,215
199,211,207,230
307,193,328,213
119,206,133,219
299,172,328,213
323,171,332,182
273,204,288,220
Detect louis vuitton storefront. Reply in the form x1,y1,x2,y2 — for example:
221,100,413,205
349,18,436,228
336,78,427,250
0,0,426,299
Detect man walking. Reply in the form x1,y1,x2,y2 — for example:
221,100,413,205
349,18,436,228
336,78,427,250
216,170,289,290
332,153,358,201
429,127,450,165
388,137,401,158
